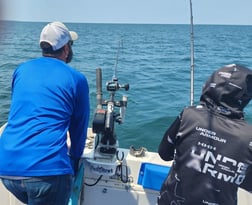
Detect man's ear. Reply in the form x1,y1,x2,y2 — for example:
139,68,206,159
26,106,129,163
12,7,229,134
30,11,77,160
63,44,70,57
60,44,70,62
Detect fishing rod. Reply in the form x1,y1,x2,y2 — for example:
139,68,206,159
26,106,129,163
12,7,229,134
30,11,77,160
189,0,195,106
92,42,129,156
113,40,123,80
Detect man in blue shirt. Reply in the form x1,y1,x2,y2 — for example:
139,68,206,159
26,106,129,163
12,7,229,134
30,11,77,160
0,21,90,205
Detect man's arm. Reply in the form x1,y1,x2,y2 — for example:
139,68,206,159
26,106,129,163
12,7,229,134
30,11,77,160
69,75,90,160
158,115,181,161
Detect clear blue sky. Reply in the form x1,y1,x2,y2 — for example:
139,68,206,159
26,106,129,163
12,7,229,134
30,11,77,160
2,0,252,25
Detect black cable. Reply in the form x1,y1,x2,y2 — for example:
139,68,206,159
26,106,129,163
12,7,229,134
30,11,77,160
84,175,103,186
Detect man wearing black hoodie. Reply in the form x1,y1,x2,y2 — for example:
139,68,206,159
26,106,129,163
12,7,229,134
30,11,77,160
158,64,252,205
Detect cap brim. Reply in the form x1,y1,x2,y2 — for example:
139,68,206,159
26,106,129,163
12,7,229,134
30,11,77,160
70,31,78,41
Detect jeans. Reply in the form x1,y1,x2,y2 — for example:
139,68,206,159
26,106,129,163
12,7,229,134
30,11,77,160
1,175,73,205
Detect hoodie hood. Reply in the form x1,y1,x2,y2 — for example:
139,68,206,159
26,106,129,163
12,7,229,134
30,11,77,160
200,64,252,119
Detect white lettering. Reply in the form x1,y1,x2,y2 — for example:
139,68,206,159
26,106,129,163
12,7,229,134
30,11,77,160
202,163,217,177
205,151,222,164
237,162,248,174
196,126,226,143
188,147,248,185
222,156,237,166
186,147,206,172
217,172,235,183
235,174,246,185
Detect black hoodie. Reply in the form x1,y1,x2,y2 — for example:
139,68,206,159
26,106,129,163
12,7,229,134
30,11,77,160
158,64,252,205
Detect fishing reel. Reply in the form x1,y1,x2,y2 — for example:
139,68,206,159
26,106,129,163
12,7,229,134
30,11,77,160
92,68,129,156
106,78,129,92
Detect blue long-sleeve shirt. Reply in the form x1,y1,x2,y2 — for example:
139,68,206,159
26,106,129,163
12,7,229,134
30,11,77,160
0,57,90,176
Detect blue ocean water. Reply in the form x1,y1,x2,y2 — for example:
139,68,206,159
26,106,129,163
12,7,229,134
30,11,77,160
1,21,252,152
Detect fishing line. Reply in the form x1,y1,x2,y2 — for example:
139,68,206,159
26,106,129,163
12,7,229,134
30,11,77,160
189,0,195,105
113,40,123,80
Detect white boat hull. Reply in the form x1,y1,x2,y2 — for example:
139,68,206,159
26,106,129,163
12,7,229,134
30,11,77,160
0,126,251,205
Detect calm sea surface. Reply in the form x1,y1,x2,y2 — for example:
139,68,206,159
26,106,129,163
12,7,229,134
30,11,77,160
1,21,252,151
